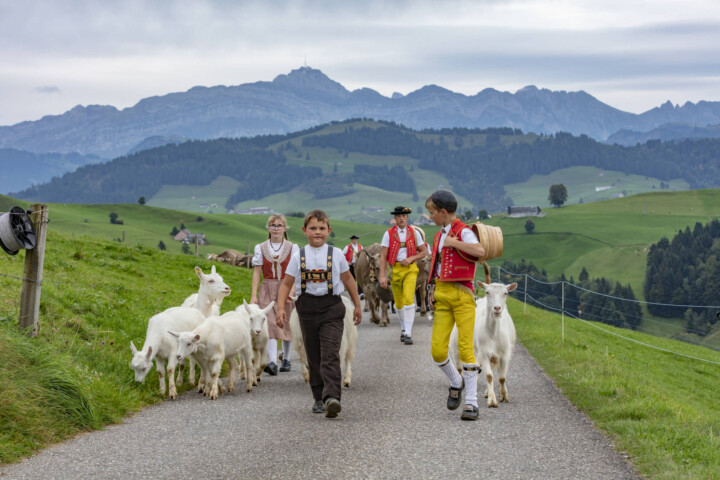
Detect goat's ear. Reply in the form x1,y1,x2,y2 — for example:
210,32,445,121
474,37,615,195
243,301,252,315
130,341,138,355
146,346,153,358
476,281,488,291
262,301,275,314
168,331,179,338
195,266,204,279
507,283,518,292
211,265,216,274
193,334,201,342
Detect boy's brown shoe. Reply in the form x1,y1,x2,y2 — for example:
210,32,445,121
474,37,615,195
447,380,465,410
324,397,341,418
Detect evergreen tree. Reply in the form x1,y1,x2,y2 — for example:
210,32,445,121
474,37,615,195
158,240,166,251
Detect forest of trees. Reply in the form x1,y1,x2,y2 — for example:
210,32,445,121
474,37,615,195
13,119,720,212
644,219,720,335
500,260,642,330
302,125,720,211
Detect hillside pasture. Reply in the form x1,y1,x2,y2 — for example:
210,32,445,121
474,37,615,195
504,166,689,208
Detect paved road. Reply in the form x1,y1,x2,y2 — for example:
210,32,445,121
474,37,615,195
1,310,639,480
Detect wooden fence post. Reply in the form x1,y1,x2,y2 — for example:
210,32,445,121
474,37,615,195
19,204,48,337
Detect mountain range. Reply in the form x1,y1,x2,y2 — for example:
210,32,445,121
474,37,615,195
3,67,720,159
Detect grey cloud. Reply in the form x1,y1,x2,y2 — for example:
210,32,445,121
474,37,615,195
34,86,61,94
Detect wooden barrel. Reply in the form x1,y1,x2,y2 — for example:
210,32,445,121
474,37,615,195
470,222,503,262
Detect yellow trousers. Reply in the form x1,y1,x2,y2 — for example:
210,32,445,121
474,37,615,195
431,281,476,364
390,262,418,309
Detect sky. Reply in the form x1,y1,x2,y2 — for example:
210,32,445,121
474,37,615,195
2,0,720,126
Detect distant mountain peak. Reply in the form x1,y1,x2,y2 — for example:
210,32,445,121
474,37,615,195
272,66,348,97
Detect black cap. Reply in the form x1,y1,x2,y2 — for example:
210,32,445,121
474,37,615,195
430,190,457,213
391,206,412,215
349,235,360,240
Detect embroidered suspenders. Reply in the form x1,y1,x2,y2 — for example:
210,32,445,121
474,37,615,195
299,246,334,295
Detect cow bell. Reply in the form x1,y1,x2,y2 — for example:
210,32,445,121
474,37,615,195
0,206,37,255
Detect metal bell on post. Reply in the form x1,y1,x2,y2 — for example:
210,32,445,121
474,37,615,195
0,206,37,255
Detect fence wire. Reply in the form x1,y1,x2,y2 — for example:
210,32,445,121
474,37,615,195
497,266,720,361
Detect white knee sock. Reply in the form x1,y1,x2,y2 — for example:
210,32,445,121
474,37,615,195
396,307,405,333
403,305,415,336
282,340,292,362
435,357,463,389
462,363,480,408
267,339,278,364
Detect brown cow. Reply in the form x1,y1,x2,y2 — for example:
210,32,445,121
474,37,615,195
355,243,393,326
208,249,251,268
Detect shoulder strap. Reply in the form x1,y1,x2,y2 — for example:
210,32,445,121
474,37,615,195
300,247,307,294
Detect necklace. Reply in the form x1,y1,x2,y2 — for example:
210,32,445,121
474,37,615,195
269,239,283,253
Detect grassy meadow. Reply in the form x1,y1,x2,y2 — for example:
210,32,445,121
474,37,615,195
510,298,720,480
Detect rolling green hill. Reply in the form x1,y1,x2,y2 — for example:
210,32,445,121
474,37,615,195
15,120,720,221
503,166,689,208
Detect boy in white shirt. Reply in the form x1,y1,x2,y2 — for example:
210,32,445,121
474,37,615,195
277,210,362,418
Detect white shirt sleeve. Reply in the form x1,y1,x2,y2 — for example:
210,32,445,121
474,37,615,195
414,228,425,248
291,243,300,257
285,250,300,278
342,245,349,255
380,231,390,248
251,244,263,266
335,247,350,274
461,228,479,244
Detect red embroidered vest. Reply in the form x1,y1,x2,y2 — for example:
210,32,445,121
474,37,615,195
344,243,363,263
429,219,476,291
262,255,291,280
387,225,417,264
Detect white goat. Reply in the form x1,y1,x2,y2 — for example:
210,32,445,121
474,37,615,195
290,295,358,388
181,265,230,317
171,310,257,399
449,281,518,407
238,301,273,385
180,265,231,389
129,307,206,399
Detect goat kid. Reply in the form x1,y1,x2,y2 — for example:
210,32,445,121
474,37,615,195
171,309,257,399
449,281,518,407
180,265,231,389
129,307,206,399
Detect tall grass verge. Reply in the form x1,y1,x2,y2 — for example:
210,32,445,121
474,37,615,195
511,298,720,479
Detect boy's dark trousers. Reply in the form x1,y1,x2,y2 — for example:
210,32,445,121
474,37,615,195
295,294,346,402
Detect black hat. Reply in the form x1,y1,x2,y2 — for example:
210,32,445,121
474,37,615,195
391,206,412,215
349,235,360,240
430,190,458,213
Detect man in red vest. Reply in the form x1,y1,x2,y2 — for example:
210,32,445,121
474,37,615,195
426,190,485,420
342,235,363,280
379,206,428,345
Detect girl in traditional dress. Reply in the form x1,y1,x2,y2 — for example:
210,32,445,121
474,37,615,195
250,214,299,375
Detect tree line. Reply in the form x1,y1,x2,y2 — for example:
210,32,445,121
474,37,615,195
301,124,720,211
500,260,642,330
12,119,720,212
644,219,720,336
